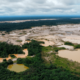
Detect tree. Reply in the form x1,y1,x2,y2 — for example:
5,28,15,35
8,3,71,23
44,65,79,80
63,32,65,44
17,58,23,64
3,59,7,62
7,59,13,64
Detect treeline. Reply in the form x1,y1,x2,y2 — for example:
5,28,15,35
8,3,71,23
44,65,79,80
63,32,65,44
0,42,24,58
0,18,80,32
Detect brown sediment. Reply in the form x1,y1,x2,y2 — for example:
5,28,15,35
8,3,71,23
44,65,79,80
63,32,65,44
0,58,3,62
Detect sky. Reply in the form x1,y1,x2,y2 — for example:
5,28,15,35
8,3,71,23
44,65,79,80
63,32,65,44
0,0,80,16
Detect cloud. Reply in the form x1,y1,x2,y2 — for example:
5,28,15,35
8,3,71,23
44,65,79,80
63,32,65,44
7,0,23,2
32,0,47,4
0,0,80,16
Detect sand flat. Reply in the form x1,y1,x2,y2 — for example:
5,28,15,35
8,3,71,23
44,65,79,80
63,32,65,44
58,49,80,63
38,40,54,46
62,35,80,44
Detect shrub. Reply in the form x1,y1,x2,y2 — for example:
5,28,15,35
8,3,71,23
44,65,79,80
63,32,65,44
17,58,23,64
64,42,74,46
16,40,22,42
2,34,5,35
3,59,7,62
74,45,80,49
10,55,16,58
7,59,13,64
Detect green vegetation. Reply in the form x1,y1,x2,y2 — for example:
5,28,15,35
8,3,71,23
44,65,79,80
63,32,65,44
7,59,13,64
10,55,16,58
42,46,80,75
3,59,7,62
2,34,5,35
22,31,26,34
64,41,80,49
37,41,45,44
0,40,80,80
64,41,74,46
19,33,23,35
17,58,23,64
16,40,22,42
26,39,30,41
22,40,42,56
51,54,80,73
53,47,65,52
0,42,24,58
74,45,80,49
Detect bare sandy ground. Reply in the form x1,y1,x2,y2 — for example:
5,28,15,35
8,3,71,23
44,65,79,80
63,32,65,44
38,40,55,46
0,49,28,63
36,35,57,46
16,49,28,58
38,35,57,40
58,49,80,63
62,35,80,44
0,19,56,23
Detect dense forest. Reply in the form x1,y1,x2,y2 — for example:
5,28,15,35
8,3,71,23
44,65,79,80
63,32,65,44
0,40,80,80
0,42,24,58
22,40,44,56
0,18,80,32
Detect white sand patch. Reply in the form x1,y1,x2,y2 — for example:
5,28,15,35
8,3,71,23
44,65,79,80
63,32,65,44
38,35,58,41
62,35,80,44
